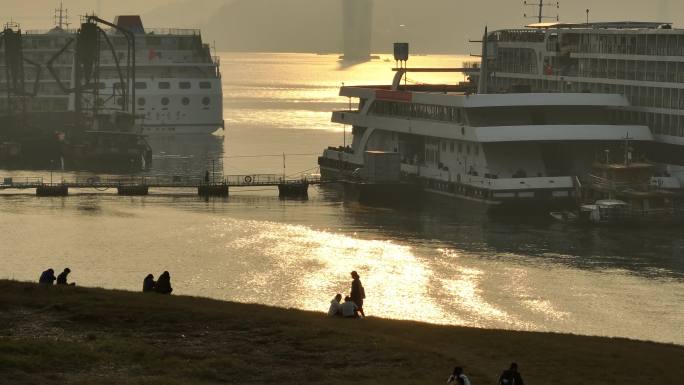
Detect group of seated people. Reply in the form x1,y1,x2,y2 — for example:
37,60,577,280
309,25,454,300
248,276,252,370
142,271,173,294
37,269,173,295
327,293,362,318
38,268,75,286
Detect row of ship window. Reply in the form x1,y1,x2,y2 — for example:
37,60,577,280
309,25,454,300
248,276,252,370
437,140,480,156
131,96,211,107
371,100,464,123
571,33,684,57
99,81,214,90
540,57,684,83
494,51,684,84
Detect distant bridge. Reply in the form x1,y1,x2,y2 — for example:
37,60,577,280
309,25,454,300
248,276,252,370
0,174,325,198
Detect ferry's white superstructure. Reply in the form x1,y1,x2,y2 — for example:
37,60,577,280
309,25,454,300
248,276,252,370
0,15,223,135
319,69,661,211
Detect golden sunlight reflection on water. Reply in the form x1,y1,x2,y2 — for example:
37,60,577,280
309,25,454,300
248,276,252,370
227,217,447,323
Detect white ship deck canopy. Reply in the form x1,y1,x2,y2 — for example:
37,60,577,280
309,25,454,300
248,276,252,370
341,86,634,109
474,124,653,142
525,21,672,30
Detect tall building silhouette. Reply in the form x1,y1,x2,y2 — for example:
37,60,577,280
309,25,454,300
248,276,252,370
342,0,373,61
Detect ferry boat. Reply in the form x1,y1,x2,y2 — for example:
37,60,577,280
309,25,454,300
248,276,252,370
0,12,223,135
318,68,655,213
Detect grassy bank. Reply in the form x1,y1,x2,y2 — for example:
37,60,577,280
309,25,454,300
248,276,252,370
0,280,681,385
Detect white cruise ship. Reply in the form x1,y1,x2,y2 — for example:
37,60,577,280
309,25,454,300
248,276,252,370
478,21,684,178
0,14,223,135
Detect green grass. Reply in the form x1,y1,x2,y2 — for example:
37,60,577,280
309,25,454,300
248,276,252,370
0,280,682,384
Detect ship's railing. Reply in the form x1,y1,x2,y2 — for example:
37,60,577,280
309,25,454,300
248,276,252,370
488,29,546,43
1,177,43,187
587,174,651,191
24,27,201,36
462,60,481,69
24,28,78,35
143,28,201,36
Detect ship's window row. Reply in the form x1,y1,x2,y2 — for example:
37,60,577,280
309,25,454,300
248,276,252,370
572,33,684,57
493,32,684,57
113,96,211,108
495,48,537,75
371,101,464,123
93,80,214,91
537,56,684,83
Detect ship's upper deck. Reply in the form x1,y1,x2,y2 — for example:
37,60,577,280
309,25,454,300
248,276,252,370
491,21,680,39
22,15,202,39
340,84,632,109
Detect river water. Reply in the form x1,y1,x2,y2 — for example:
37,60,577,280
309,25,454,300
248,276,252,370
1,53,682,345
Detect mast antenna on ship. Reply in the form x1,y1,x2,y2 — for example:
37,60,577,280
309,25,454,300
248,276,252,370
524,0,560,23
54,1,70,29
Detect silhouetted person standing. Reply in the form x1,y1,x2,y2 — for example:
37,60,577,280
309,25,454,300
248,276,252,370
56,268,75,286
155,271,173,294
498,362,524,385
39,269,56,285
350,270,365,317
143,274,156,293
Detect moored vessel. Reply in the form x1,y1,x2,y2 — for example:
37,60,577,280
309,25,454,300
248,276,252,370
0,6,223,136
318,66,655,214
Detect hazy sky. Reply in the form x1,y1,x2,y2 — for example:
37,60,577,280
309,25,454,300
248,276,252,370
2,0,682,52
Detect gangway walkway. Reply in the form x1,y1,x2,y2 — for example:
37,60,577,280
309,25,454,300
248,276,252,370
0,173,324,197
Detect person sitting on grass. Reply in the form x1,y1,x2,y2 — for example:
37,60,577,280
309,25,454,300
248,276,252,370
327,293,343,317
38,269,56,285
340,296,358,318
56,268,75,286
155,271,173,294
446,366,471,385
143,274,156,293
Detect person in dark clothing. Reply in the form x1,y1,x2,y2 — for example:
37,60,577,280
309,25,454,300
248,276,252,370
204,170,210,184
155,271,173,294
350,270,366,317
447,366,471,385
39,269,56,285
143,274,156,293
56,268,75,286
498,362,524,385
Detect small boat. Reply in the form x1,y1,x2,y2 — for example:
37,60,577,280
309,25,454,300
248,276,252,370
550,210,578,223
578,199,629,224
